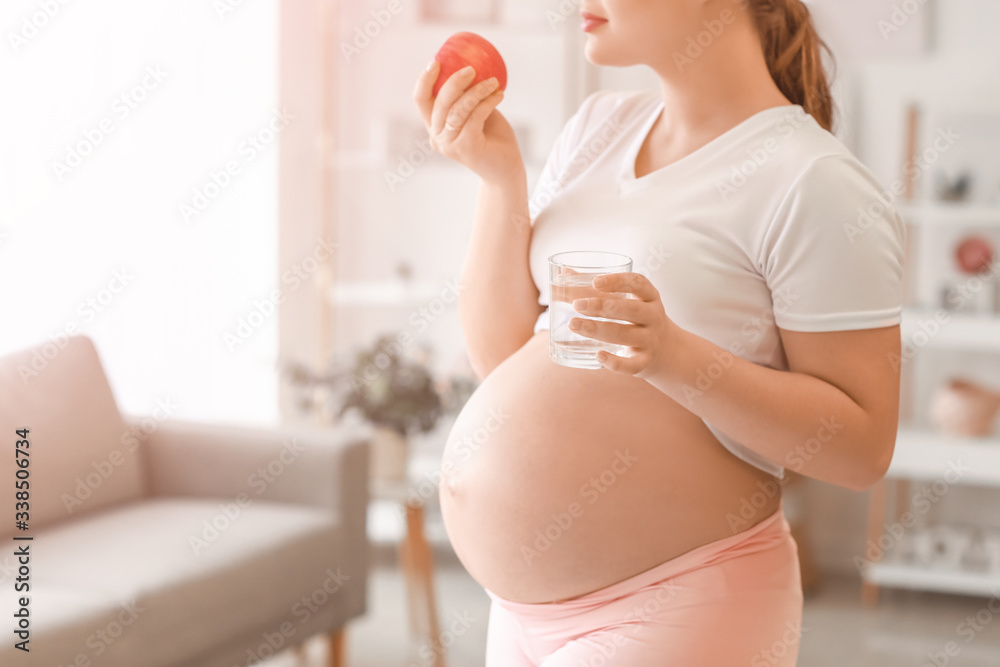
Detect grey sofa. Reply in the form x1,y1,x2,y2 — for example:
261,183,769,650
0,335,371,666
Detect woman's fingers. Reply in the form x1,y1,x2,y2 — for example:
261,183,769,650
569,317,644,347
593,272,660,303
456,87,503,141
412,60,441,127
573,295,651,326
429,66,477,134
436,77,500,137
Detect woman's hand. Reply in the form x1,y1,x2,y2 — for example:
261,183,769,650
568,272,682,380
413,61,524,185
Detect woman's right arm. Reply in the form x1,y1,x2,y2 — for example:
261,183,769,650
460,172,543,378
413,61,544,379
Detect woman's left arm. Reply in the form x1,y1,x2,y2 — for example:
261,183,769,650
570,273,901,492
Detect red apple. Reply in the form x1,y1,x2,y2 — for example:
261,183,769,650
955,236,995,275
432,32,507,98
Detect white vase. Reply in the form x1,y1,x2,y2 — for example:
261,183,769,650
370,426,408,482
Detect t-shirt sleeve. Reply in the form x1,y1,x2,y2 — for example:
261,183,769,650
527,91,605,221
758,154,907,332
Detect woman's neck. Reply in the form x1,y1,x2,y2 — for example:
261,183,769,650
645,13,792,149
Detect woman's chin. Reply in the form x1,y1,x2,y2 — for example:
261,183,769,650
583,48,610,67
583,42,633,68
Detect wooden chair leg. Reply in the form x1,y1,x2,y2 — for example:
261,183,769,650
329,627,345,667
862,479,887,607
895,479,911,523
398,520,425,639
404,502,446,667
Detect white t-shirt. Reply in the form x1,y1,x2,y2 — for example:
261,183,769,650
528,89,906,479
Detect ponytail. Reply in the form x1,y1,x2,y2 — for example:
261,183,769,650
749,0,835,132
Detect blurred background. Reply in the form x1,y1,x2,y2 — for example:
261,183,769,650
2,0,1000,665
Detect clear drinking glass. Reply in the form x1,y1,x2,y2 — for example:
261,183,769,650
548,250,633,370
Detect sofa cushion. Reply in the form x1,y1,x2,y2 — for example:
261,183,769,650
0,336,146,537
0,497,350,667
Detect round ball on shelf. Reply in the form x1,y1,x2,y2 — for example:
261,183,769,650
955,236,995,275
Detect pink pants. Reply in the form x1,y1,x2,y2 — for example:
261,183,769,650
484,503,803,666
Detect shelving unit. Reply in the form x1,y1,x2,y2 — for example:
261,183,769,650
901,308,1000,351
861,201,1000,605
864,561,1000,598
886,429,1000,486
330,279,449,306
898,202,1000,228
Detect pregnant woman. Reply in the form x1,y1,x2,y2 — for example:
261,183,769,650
413,1,904,665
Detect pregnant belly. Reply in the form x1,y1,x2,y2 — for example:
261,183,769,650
439,331,782,604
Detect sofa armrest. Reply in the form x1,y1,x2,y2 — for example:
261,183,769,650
138,418,370,511
135,417,372,610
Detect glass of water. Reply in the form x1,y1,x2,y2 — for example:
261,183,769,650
548,250,634,370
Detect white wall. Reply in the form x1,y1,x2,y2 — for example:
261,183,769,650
0,0,280,426
331,0,588,379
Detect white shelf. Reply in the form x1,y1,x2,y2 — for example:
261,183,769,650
887,428,1000,486
901,308,1000,351
864,561,1000,598
330,279,451,306
899,202,1000,227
